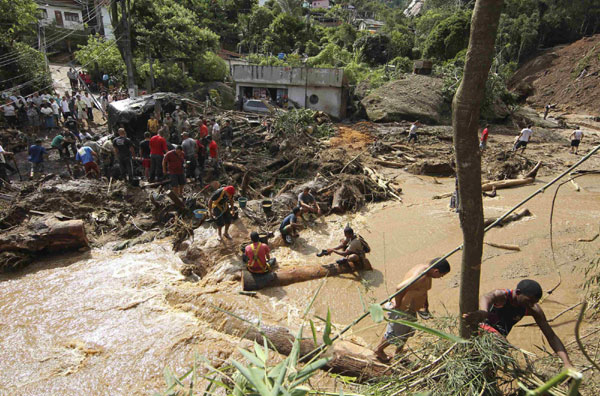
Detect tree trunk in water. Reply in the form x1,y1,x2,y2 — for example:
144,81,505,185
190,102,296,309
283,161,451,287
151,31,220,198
452,0,504,338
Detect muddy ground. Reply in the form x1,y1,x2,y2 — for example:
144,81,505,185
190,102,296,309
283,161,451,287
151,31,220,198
1,111,600,394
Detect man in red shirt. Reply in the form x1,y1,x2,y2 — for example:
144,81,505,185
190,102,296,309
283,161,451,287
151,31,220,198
199,118,209,140
244,232,275,274
480,124,489,151
162,145,185,197
149,131,167,182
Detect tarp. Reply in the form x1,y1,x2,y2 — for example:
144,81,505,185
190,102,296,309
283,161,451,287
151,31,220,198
107,92,200,139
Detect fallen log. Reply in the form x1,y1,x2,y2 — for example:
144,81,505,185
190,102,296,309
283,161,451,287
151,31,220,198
242,259,372,291
484,208,532,227
204,295,393,380
481,161,542,192
0,215,88,255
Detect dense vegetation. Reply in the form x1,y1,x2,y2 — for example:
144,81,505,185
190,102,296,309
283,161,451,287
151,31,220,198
3,0,600,103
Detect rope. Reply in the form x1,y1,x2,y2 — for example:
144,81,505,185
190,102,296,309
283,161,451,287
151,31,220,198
302,144,600,358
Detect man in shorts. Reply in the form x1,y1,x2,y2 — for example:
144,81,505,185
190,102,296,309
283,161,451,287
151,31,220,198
163,145,185,197
374,258,451,362
569,127,584,154
513,125,533,154
208,185,235,241
75,143,100,178
323,226,369,270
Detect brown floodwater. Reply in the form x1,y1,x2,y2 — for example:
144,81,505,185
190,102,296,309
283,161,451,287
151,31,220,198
1,170,599,394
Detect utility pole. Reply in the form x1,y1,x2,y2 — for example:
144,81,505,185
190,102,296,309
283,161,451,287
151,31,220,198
148,49,154,93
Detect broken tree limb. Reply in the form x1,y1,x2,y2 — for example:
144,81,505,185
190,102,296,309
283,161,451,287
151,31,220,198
272,158,298,177
432,192,453,200
481,161,542,192
276,180,295,197
242,259,372,291
363,166,402,202
484,241,521,251
142,179,170,189
484,208,532,227
340,149,366,174
375,159,404,168
260,183,276,196
0,215,88,255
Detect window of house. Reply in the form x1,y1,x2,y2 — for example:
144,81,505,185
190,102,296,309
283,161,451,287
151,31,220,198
64,12,80,22
309,94,319,104
38,8,48,19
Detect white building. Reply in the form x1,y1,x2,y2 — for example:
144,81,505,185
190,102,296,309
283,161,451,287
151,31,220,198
357,19,385,33
232,65,348,119
36,0,84,30
310,0,330,9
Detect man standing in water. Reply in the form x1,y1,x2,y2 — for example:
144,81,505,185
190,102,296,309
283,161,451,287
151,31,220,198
462,279,573,369
374,258,451,362
569,127,584,155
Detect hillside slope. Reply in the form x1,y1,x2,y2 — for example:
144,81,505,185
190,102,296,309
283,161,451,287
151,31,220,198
510,35,600,114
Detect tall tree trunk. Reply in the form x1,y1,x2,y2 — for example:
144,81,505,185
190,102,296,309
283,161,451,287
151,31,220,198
110,0,135,91
452,0,504,338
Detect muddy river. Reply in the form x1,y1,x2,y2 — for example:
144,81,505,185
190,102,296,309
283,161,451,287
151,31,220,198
1,172,599,395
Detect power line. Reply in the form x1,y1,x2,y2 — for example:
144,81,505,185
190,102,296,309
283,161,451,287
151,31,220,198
0,0,116,67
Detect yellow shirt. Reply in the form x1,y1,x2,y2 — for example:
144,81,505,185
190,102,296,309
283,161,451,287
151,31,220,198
147,119,159,133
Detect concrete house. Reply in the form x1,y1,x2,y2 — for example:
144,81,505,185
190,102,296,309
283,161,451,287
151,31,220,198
36,0,84,30
232,65,348,119
310,0,330,9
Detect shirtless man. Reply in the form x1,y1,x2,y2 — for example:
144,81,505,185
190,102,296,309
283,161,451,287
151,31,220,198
374,258,451,362
462,279,573,369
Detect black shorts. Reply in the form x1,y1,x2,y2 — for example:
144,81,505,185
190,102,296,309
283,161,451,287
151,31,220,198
515,140,528,149
213,207,232,227
571,139,580,147
408,133,417,142
169,173,185,187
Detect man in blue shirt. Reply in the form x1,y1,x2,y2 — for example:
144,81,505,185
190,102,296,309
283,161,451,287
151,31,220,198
76,144,100,178
28,139,47,179
279,207,302,244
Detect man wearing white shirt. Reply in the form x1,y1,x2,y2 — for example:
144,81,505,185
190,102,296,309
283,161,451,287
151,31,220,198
60,95,71,120
570,127,584,154
83,92,94,123
513,125,533,153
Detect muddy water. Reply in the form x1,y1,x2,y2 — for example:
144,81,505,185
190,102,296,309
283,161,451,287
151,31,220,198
1,170,599,394
0,242,201,395
269,172,600,356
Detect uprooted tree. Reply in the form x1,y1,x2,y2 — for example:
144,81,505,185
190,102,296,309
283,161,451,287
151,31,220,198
452,0,505,338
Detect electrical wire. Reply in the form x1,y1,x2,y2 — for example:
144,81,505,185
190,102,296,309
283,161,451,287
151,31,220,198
0,0,116,67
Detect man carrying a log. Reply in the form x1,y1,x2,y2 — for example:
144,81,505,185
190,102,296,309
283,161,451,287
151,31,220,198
374,258,451,362
298,186,321,219
321,226,370,270
279,207,302,244
244,231,275,274
462,279,573,369
513,125,533,154
208,185,235,241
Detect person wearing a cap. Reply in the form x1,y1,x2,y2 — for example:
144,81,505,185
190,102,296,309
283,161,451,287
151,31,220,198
208,185,235,240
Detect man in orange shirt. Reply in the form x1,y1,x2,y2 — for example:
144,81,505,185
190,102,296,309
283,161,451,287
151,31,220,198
244,232,275,274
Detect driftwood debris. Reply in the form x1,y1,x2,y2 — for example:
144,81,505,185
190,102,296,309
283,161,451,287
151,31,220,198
363,166,402,201
331,185,350,213
242,259,372,291
484,241,521,251
481,161,542,192
375,159,404,168
484,208,532,227
0,215,88,254
276,180,295,197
